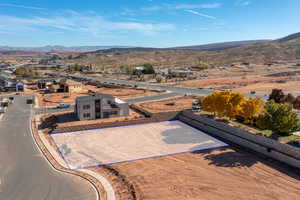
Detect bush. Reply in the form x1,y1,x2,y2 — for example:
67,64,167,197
155,75,163,83
239,97,264,123
256,100,300,134
143,63,155,74
268,89,286,103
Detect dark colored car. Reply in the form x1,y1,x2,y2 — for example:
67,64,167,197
26,99,34,104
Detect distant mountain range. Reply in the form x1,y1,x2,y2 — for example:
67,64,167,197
0,45,132,52
1,32,300,66
64,32,300,69
0,40,269,53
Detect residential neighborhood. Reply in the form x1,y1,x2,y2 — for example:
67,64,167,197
1,1,300,200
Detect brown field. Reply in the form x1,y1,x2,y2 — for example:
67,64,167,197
136,96,200,113
37,85,161,107
91,147,300,200
84,85,161,99
178,75,291,89
233,80,300,96
38,92,88,107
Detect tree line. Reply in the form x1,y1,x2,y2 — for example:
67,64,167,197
201,90,299,135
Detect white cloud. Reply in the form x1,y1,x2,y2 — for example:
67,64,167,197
141,6,162,12
120,8,136,16
185,10,217,20
175,3,221,10
0,11,175,37
0,3,44,10
141,2,221,12
236,0,252,6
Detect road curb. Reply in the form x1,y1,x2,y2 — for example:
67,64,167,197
30,115,108,200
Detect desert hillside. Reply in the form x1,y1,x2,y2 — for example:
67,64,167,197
62,32,300,70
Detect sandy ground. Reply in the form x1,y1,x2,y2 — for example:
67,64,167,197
92,147,300,200
51,121,227,169
37,85,161,107
178,75,292,89
233,80,300,96
136,96,200,113
84,85,161,99
38,92,89,107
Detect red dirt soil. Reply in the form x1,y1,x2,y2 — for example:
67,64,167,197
94,148,300,200
137,96,200,113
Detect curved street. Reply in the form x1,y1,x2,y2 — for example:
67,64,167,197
0,95,96,200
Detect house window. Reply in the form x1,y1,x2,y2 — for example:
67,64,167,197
103,111,118,117
83,113,91,118
83,105,90,110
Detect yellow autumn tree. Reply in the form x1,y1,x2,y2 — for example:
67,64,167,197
202,90,246,119
202,91,219,115
239,98,264,123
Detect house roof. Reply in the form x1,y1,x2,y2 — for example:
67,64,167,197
60,78,81,86
76,93,114,102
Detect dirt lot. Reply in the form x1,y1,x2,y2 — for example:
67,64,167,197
177,75,292,89
84,85,162,99
233,80,300,96
136,96,200,113
37,84,161,107
38,92,87,107
91,147,300,200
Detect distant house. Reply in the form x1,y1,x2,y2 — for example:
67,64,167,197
75,93,129,121
0,74,24,92
49,84,61,93
154,69,169,76
37,80,53,89
134,66,146,71
16,82,24,92
60,79,83,93
169,69,193,78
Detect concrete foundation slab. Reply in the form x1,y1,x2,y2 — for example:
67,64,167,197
51,120,228,169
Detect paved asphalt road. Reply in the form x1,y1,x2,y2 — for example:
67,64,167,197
125,92,181,104
0,95,96,200
70,75,213,95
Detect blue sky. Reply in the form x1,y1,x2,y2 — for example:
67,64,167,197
0,0,299,47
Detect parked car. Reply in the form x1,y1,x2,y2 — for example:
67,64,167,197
192,101,201,111
26,99,34,104
288,140,300,148
56,103,70,109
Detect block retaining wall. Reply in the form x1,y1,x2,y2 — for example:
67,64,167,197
178,111,300,169
50,111,178,134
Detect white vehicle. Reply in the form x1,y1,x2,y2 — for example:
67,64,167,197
0,107,6,113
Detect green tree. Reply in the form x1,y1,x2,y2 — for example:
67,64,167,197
14,68,26,76
143,63,155,74
256,100,300,134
